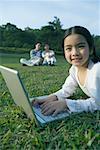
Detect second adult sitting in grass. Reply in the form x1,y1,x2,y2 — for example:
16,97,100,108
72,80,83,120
42,44,56,66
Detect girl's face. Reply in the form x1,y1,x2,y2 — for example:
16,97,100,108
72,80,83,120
64,34,90,67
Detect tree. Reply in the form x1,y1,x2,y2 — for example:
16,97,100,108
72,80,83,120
39,25,55,44
94,35,100,56
0,20,99,55
48,16,62,31
2,23,19,31
47,17,64,51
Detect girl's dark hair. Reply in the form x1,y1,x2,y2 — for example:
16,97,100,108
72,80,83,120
63,26,99,63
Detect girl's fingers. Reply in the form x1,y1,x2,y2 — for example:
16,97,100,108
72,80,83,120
41,103,51,114
32,99,44,107
41,102,57,116
41,101,54,112
31,99,37,105
40,101,50,109
42,107,55,116
52,109,60,116
32,95,57,106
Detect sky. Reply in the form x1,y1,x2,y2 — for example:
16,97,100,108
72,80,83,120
0,0,100,35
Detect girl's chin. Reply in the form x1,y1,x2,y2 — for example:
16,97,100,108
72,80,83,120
71,61,88,67
72,63,82,67
71,60,82,66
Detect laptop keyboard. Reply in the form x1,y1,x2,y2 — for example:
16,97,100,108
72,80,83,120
33,106,69,123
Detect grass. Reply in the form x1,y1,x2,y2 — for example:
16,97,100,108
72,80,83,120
0,54,100,149
0,47,30,54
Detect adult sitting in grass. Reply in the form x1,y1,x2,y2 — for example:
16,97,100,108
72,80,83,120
42,44,56,66
20,42,43,66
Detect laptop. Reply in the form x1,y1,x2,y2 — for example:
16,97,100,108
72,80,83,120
0,65,69,125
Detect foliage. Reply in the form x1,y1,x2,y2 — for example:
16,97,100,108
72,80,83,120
0,47,30,54
0,23,36,49
0,54,100,149
0,17,100,55
0,17,64,53
94,35,100,55
48,16,63,30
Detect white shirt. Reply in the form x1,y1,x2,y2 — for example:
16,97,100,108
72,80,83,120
42,50,55,58
53,60,100,113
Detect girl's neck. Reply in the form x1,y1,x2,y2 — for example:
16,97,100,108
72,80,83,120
77,61,89,72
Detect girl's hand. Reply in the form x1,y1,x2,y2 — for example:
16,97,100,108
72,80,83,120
41,100,67,116
31,95,58,108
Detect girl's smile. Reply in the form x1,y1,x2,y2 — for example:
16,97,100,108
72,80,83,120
64,34,89,68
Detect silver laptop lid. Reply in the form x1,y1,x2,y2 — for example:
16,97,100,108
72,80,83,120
0,65,35,120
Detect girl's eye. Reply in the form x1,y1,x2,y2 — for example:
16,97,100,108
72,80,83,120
65,48,71,51
78,45,85,49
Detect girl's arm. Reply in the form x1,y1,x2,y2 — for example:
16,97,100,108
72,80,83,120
53,66,78,100
65,97,100,113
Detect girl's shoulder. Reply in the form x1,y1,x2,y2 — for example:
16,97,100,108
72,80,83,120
94,61,100,66
90,61,100,76
69,65,76,74
92,61,100,70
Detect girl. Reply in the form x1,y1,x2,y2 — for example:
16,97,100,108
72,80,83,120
32,26,100,116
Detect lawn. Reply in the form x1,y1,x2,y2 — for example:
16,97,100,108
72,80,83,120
0,54,100,149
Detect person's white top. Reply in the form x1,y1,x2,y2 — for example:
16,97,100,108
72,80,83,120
53,60,100,113
42,50,55,58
